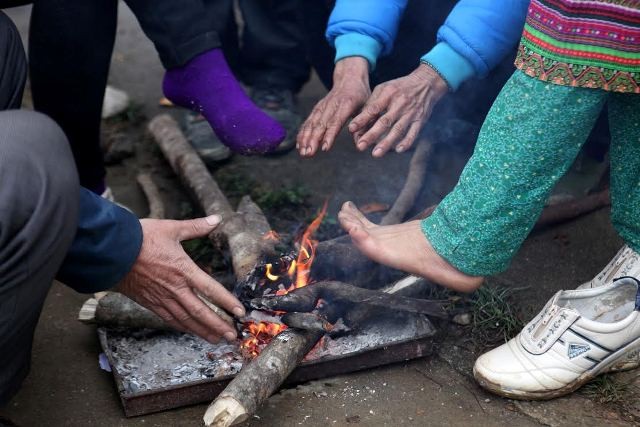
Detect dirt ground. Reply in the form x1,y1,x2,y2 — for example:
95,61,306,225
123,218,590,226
3,3,640,426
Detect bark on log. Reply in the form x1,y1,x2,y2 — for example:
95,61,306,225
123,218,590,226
251,281,447,319
148,114,275,280
412,188,611,230
535,188,610,229
136,173,165,219
380,137,433,226
203,328,323,427
203,275,432,426
79,292,234,330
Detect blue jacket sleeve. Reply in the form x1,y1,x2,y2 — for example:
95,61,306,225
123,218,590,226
56,188,142,294
421,0,529,90
326,0,408,69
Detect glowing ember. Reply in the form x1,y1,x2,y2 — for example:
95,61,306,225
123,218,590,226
240,321,288,358
262,230,280,241
240,202,328,359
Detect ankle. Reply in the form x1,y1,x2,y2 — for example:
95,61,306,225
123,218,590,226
424,237,484,292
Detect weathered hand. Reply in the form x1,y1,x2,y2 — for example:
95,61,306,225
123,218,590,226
349,63,448,157
297,57,371,157
115,215,245,343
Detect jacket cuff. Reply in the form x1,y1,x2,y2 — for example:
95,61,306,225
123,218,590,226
334,33,383,70
57,189,143,294
420,42,476,91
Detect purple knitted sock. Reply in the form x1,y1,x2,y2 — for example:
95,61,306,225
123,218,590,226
163,49,285,154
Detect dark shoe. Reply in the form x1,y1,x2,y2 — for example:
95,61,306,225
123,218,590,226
0,415,18,427
181,112,232,164
250,87,301,154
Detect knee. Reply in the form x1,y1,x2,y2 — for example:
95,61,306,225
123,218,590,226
0,110,80,210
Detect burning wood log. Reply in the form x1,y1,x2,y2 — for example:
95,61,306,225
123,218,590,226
148,114,276,280
203,328,323,427
381,137,433,226
203,275,435,426
251,281,447,319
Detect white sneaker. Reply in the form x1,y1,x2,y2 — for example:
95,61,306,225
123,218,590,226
577,245,640,290
576,245,640,371
473,278,640,400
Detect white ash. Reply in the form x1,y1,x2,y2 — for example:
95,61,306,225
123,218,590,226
104,313,434,394
308,313,434,359
105,330,242,394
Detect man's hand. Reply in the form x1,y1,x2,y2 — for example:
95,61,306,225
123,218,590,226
349,63,448,157
297,57,370,157
115,215,245,343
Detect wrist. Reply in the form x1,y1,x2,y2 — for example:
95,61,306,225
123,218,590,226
334,57,370,84
412,63,449,96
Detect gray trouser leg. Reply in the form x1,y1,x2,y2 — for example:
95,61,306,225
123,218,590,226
0,11,26,109
0,110,80,405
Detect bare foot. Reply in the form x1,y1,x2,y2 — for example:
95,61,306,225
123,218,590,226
338,202,483,292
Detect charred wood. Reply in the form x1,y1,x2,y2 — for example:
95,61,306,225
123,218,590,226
251,281,447,319
203,275,436,426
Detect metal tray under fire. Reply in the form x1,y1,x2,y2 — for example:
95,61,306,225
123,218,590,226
99,310,437,417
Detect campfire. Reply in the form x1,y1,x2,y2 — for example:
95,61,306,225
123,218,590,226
239,203,328,358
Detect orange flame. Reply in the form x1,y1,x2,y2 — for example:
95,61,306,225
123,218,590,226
240,321,288,358
265,264,279,281
240,202,328,359
295,201,328,289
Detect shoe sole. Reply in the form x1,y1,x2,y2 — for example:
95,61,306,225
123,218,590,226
473,335,640,400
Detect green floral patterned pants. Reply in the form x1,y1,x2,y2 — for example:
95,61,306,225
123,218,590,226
422,70,640,276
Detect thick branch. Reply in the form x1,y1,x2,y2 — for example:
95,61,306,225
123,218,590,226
251,281,447,319
79,292,234,330
412,188,611,230
136,173,165,219
148,114,275,280
381,137,433,226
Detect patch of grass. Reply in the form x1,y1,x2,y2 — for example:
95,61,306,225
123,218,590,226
182,237,214,263
582,374,629,404
105,101,145,125
470,284,523,347
254,185,309,210
214,170,310,213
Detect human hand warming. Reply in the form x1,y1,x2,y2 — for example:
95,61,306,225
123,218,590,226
115,215,245,344
349,63,448,157
297,57,371,157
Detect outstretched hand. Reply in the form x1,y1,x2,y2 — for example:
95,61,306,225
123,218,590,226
297,57,371,157
349,63,448,157
115,215,245,343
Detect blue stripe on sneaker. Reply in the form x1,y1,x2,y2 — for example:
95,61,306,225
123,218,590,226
568,328,614,354
585,356,601,364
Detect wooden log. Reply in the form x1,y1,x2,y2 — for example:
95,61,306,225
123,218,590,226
203,328,323,427
412,188,611,230
148,114,275,280
79,292,234,330
203,275,432,426
251,281,447,319
380,137,433,226
136,173,165,219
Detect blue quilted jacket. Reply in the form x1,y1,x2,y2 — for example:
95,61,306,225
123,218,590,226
326,0,529,90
